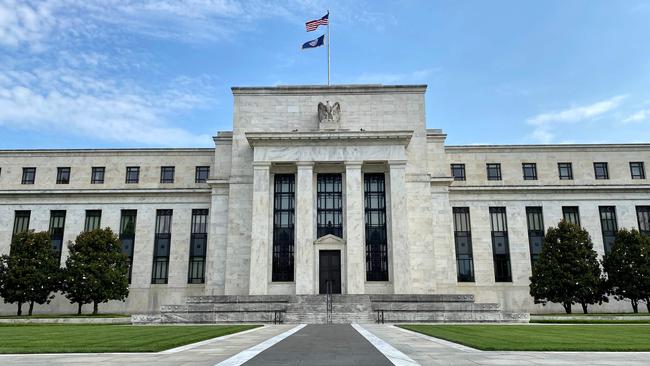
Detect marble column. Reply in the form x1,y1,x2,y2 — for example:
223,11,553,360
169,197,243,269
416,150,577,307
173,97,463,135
345,161,365,294
389,160,411,293
248,162,271,295
295,161,315,294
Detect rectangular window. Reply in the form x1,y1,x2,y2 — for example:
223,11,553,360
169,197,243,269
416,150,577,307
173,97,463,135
49,210,66,263
272,174,295,282
91,167,105,184
317,174,343,238
490,207,512,282
84,210,102,231
486,163,502,181
637,206,650,236
195,166,210,183
119,210,137,283
630,162,646,179
13,210,30,236
56,167,70,184
126,166,140,184
558,163,573,180
152,209,172,284
562,206,581,227
21,167,36,184
365,173,388,281
599,206,618,254
594,162,609,180
160,166,175,183
522,163,537,180
450,164,466,181
188,209,209,284
526,207,544,267
453,207,474,282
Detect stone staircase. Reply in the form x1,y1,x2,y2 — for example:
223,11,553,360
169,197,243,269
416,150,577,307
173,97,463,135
131,294,528,324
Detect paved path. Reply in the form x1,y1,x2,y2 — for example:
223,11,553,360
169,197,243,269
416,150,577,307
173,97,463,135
243,324,393,366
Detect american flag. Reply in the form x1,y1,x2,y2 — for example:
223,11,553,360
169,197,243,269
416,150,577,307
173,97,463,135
305,12,329,32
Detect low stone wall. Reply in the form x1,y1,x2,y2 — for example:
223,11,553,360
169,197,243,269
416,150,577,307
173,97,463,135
0,317,131,324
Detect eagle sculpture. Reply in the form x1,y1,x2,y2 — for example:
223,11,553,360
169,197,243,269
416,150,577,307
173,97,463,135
318,101,341,124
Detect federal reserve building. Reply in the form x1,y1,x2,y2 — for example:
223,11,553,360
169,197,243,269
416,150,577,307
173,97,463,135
1,84,649,321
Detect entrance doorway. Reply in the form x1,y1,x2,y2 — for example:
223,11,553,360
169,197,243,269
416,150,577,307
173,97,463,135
319,250,341,294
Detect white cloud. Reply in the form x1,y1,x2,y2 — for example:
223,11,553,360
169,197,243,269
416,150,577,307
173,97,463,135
622,109,648,123
0,0,56,49
526,95,627,143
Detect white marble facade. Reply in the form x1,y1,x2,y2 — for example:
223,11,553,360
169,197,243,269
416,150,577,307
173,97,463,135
0,84,649,314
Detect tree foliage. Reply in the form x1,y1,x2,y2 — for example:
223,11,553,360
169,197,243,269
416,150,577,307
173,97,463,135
62,228,129,315
602,229,650,313
530,220,607,314
0,231,60,316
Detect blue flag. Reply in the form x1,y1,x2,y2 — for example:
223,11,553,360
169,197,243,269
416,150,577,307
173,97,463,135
302,34,325,50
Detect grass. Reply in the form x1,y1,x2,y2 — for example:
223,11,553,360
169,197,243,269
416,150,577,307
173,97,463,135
531,319,650,324
399,324,650,351
0,324,259,353
0,313,130,319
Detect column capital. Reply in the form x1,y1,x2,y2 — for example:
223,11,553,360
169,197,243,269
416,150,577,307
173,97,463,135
344,160,364,168
296,161,315,168
387,160,407,167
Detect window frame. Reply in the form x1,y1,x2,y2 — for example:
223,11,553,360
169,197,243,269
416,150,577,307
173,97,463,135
365,173,389,282
450,164,466,181
125,166,140,184
452,207,475,282
188,209,209,284
84,210,102,232
91,167,105,184
562,206,581,227
599,206,618,254
637,206,650,236
526,207,544,267
594,162,609,180
195,166,210,183
522,163,538,180
272,174,295,282
317,173,343,238
49,210,66,263
486,163,502,181
160,166,175,184
21,167,36,184
56,167,70,184
12,210,31,236
630,162,646,180
489,207,512,282
152,209,173,284
119,210,137,284
558,163,573,180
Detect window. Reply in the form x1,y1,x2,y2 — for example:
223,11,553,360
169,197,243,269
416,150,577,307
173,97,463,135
126,166,140,183
630,162,646,179
21,167,36,184
152,209,172,284
49,211,66,263
450,164,466,181
317,174,343,238
91,167,105,184
562,206,581,227
84,210,102,231
526,207,544,267
522,163,537,180
558,163,573,180
119,210,137,283
195,166,210,183
599,206,618,254
365,173,388,281
188,209,208,284
160,166,175,183
272,174,295,282
486,163,502,181
594,162,609,180
637,206,650,236
490,207,512,282
453,207,474,282
56,167,70,184
12,210,30,236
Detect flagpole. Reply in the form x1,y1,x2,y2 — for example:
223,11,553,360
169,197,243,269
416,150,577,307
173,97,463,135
327,10,330,86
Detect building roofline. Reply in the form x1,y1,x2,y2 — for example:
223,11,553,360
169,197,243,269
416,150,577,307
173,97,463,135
231,84,427,95
0,148,214,155
445,143,650,152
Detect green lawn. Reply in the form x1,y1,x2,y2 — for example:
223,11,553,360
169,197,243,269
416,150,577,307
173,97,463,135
531,319,650,324
399,324,650,351
0,324,259,353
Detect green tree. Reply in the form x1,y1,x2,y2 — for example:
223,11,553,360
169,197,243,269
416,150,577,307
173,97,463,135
62,228,129,315
0,231,60,316
602,229,650,313
530,220,607,314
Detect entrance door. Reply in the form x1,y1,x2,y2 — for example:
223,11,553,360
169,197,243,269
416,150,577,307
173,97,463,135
319,250,342,294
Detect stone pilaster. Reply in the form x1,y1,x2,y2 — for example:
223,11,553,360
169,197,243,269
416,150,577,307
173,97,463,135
295,161,315,294
388,160,411,293
248,162,271,295
205,183,229,293
345,161,364,294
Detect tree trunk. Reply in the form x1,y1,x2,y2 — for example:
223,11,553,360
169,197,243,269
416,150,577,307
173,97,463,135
646,299,650,313
77,302,83,315
563,302,572,314
581,302,588,314
28,301,34,316
632,299,639,313
93,301,98,315
17,302,22,316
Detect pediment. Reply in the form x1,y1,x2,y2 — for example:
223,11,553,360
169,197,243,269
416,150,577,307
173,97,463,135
313,234,346,246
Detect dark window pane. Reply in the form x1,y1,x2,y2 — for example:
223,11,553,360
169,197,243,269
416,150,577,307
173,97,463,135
84,210,102,231
195,166,210,183
126,166,140,183
317,174,343,238
630,162,646,179
562,206,581,227
120,210,137,283
453,207,474,282
486,163,502,181
22,167,36,184
522,163,537,180
558,163,573,180
273,174,295,282
365,173,388,281
594,162,609,180
526,207,544,267
13,210,30,236
599,206,617,254
451,164,466,181
160,166,175,183
490,207,511,282
188,209,208,283
152,209,173,284
637,206,650,236
56,167,70,184
91,167,105,184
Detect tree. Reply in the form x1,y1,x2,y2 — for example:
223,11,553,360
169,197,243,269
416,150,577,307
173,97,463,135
602,229,650,313
530,220,607,314
62,228,129,315
0,231,60,316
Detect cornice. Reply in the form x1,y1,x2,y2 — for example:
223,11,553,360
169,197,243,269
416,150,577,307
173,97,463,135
232,84,427,96
445,143,650,153
449,184,650,194
245,130,413,147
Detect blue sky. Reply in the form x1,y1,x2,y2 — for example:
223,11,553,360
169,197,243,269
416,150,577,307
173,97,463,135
1,0,649,148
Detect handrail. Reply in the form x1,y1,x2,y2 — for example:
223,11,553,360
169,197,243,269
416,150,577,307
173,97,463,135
326,280,333,324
